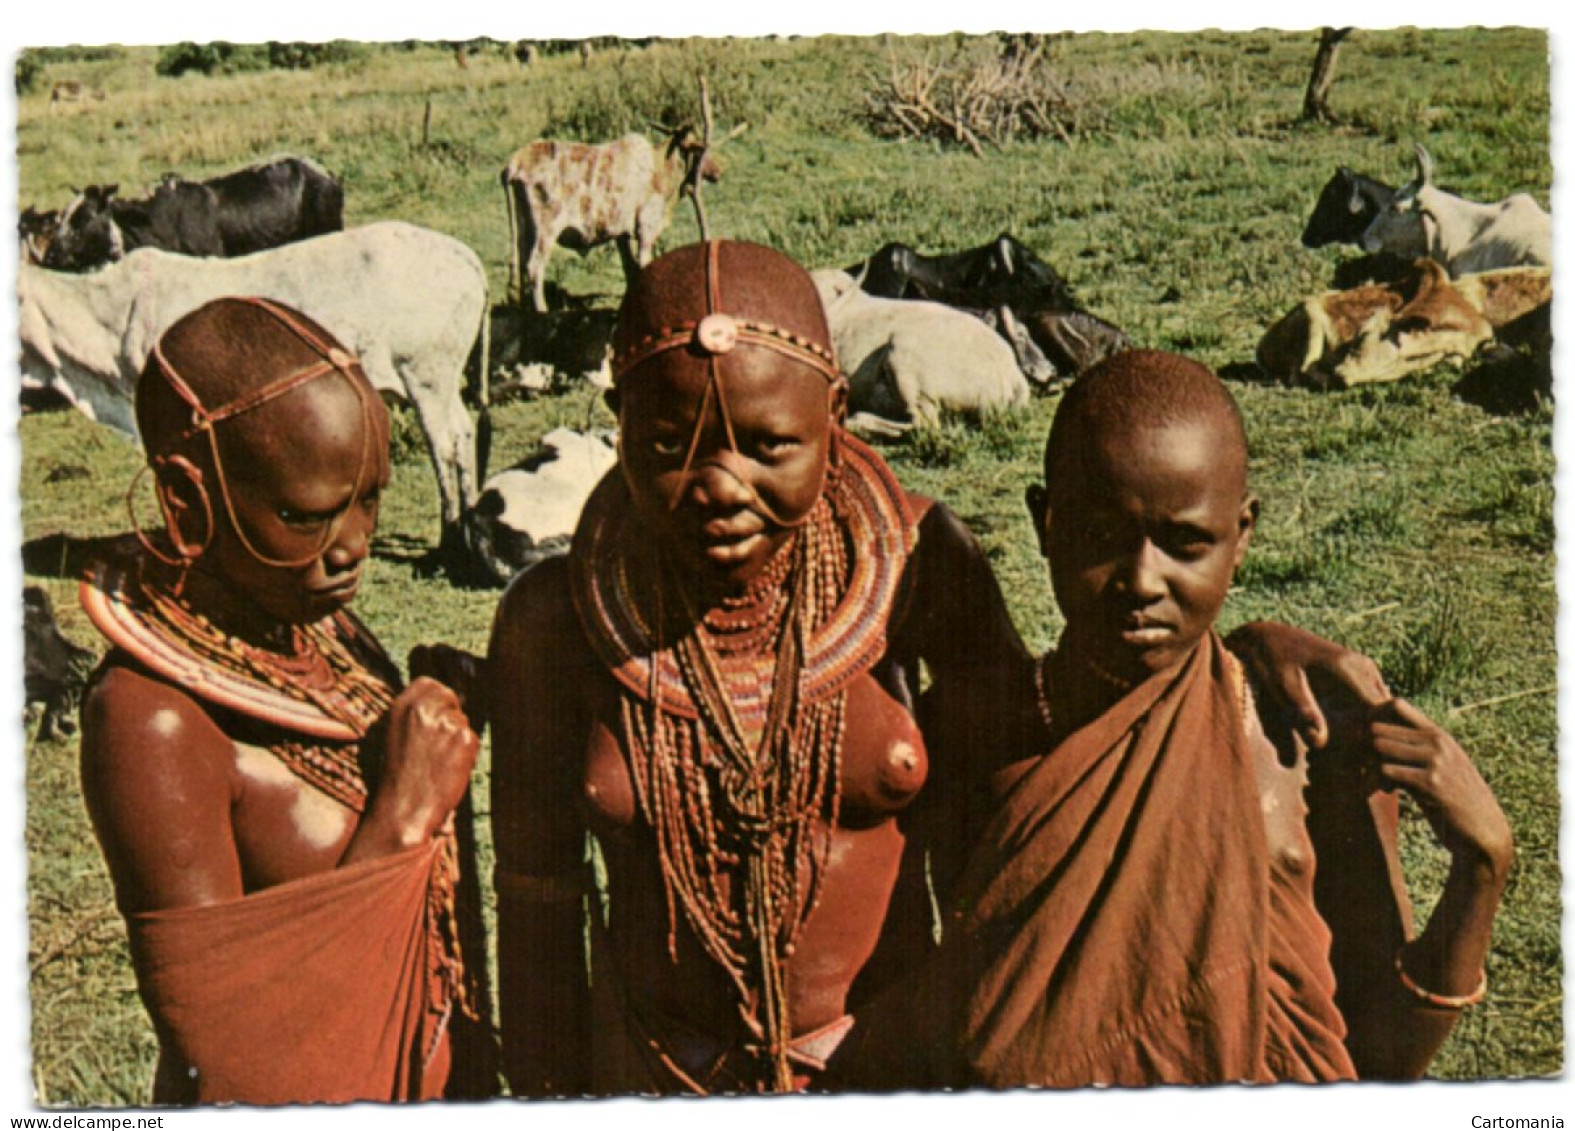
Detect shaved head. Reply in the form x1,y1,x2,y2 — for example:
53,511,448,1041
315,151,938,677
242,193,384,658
137,297,377,466
1045,349,1249,499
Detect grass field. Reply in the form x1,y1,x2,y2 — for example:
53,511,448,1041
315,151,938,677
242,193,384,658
15,28,1559,1104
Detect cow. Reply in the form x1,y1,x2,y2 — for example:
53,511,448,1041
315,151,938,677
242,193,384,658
19,206,60,265
42,156,344,273
847,234,1131,383
460,428,619,586
502,130,720,313
23,585,96,742
1255,259,1550,390
1300,167,1396,248
812,268,1030,432
19,222,486,564
1361,144,1552,278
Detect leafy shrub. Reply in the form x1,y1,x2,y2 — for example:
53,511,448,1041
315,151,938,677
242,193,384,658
266,40,368,70
155,42,269,78
15,51,41,96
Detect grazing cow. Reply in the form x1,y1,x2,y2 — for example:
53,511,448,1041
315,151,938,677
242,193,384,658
19,206,60,265
848,233,1130,382
1300,167,1396,248
19,222,486,562
460,428,619,586
23,586,96,742
1255,259,1549,389
502,131,720,312
43,156,344,272
812,268,1030,431
1361,145,1552,277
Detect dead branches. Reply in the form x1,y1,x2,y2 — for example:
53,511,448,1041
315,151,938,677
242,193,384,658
865,38,1086,154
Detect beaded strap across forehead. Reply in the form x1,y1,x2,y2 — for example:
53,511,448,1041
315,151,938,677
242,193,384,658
611,240,841,385
152,296,363,442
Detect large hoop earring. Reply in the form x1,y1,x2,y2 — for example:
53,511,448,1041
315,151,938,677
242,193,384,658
128,456,214,575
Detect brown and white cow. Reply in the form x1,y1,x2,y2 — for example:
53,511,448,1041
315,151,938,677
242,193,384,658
501,130,719,312
1256,258,1550,389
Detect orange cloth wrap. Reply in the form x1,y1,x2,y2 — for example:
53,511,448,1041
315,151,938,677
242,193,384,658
955,632,1355,1087
126,839,460,1105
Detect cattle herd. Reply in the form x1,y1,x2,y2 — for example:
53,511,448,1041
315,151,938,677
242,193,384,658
15,133,1555,649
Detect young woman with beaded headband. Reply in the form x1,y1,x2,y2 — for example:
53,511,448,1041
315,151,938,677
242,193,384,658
486,240,1380,1096
77,297,496,1104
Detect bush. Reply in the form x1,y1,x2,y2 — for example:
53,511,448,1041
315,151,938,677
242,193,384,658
15,51,41,96
155,41,269,78
266,40,368,70
863,36,1104,154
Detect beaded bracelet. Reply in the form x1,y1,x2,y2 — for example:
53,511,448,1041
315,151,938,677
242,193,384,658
1394,948,1488,1009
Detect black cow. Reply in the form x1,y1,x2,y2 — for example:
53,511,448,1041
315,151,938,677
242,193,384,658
1300,167,1396,248
23,586,96,742
848,233,1131,382
1300,168,1418,288
42,156,344,272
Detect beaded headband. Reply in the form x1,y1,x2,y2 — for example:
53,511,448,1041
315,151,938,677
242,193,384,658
611,240,841,386
142,297,379,571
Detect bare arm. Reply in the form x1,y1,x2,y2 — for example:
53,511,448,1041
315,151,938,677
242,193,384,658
1226,620,1390,748
81,666,245,914
902,500,1034,903
1342,698,1513,1078
487,558,595,1096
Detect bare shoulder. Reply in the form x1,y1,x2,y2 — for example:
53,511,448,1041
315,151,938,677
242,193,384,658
79,658,242,912
81,660,235,801
490,555,581,658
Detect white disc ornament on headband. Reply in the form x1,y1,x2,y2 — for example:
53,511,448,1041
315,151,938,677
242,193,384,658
696,313,738,355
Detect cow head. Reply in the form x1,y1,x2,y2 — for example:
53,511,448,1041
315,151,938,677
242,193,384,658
18,206,61,265
1300,166,1395,249
42,184,125,272
665,125,724,184
1359,146,1433,260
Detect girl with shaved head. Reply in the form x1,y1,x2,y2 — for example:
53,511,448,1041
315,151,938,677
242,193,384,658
487,245,1381,1095
78,297,496,1104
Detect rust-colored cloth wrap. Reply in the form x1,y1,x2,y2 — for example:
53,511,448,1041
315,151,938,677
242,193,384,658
953,631,1356,1088
126,838,472,1105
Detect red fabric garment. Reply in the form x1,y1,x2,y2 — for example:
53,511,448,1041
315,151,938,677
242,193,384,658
954,632,1355,1087
126,839,461,1105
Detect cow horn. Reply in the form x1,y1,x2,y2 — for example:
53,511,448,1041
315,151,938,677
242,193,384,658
1412,143,1434,188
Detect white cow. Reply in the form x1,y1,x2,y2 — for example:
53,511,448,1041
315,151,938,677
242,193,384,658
811,268,1030,432
1361,145,1552,278
461,428,618,585
18,221,487,558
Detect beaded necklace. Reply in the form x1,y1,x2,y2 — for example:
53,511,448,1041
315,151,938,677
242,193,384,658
571,432,914,1092
81,553,398,811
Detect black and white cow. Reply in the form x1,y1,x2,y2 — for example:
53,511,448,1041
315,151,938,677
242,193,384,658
847,233,1131,383
42,156,344,272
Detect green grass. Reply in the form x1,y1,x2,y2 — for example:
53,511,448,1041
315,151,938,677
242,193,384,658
16,28,1558,1101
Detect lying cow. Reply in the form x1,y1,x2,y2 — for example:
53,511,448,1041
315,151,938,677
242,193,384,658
43,155,344,272
19,205,59,265
1361,145,1552,277
1301,167,1396,249
848,233,1130,382
1256,258,1550,389
503,130,719,312
1299,167,1415,287
460,428,618,586
20,221,486,563
23,585,96,742
812,268,1029,431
